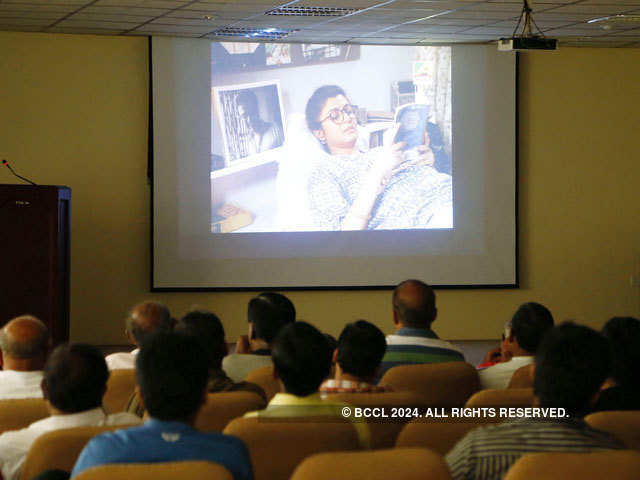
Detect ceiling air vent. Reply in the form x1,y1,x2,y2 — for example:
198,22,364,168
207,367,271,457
265,6,361,17
209,27,298,40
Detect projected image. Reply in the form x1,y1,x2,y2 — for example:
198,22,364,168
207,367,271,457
210,44,452,234
213,82,285,164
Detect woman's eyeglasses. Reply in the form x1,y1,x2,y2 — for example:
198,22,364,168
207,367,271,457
319,104,357,124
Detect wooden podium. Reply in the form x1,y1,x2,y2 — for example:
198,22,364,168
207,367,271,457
0,185,71,345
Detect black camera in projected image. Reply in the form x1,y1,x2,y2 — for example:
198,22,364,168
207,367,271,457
209,43,453,234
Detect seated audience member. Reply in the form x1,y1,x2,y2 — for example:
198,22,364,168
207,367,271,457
126,310,266,416
0,344,139,480
71,333,253,480
223,292,295,382
105,301,172,371
0,315,49,399
379,279,464,378
320,320,392,394
446,322,625,480
245,322,370,448
593,316,640,411
478,302,554,389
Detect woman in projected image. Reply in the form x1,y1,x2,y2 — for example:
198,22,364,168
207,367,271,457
305,85,452,231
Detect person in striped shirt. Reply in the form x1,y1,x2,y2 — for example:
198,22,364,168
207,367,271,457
446,323,625,480
378,279,464,380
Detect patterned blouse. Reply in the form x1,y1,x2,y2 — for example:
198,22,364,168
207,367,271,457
307,148,452,230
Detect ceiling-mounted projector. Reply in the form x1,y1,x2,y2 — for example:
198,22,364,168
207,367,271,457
499,0,557,51
498,37,557,51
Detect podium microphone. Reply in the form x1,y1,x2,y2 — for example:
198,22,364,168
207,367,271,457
1,159,37,186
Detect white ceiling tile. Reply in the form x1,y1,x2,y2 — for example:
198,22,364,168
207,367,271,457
0,16,51,25
55,18,142,29
135,22,217,33
94,0,189,7
69,12,155,22
0,4,77,13
46,26,125,33
82,5,171,15
1,0,89,4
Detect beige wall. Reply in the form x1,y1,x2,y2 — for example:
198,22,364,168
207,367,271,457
1,31,638,344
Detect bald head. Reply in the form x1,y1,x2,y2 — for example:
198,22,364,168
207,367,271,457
392,280,437,329
125,301,172,346
0,315,49,370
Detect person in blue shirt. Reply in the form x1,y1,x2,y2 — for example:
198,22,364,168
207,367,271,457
71,333,253,480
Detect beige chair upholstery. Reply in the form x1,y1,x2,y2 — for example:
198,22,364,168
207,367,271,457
0,398,49,434
291,448,452,480
395,416,500,455
585,411,640,450
504,451,640,480
74,461,233,480
103,369,136,413
195,391,267,432
223,416,361,480
244,365,281,402
20,424,136,480
508,364,534,389
329,391,426,448
380,362,479,407
465,388,535,408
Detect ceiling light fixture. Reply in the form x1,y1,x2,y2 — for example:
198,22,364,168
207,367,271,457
208,27,298,40
587,14,640,28
265,6,361,17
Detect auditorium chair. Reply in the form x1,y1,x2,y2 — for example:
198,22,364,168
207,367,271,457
380,362,479,407
507,364,534,389
244,365,281,402
73,461,233,480
0,398,49,434
465,388,535,408
504,451,640,480
223,416,361,480
20,424,137,480
395,416,501,455
195,391,267,432
290,448,452,480
328,391,426,448
584,411,640,450
103,369,136,413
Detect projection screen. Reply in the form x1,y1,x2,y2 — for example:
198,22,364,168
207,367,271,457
151,38,517,290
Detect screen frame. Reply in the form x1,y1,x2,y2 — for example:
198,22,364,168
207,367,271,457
148,37,519,292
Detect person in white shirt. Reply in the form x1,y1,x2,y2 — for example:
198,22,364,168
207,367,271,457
0,315,49,399
105,301,172,371
0,343,140,480
223,293,295,382
478,302,554,390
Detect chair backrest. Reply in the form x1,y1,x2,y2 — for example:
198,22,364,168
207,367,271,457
395,416,501,455
20,424,136,480
291,448,452,480
465,388,535,408
508,364,534,389
103,369,136,413
74,461,233,480
504,451,640,480
244,365,281,402
328,391,426,448
585,411,640,450
0,398,49,434
195,391,267,432
380,362,479,407
223,416,361,480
